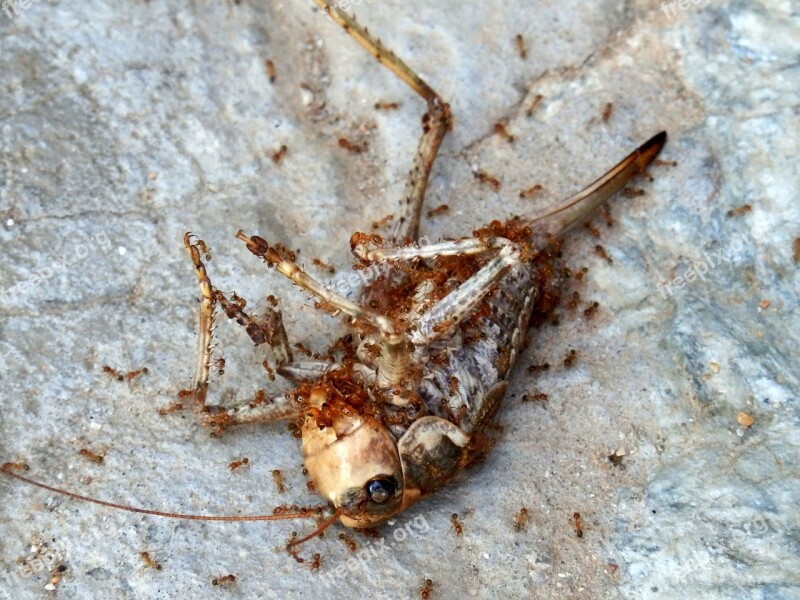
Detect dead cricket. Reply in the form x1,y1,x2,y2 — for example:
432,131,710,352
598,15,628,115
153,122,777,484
2,0,666,556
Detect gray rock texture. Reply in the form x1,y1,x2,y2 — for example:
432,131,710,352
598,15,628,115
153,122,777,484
0,1,797,599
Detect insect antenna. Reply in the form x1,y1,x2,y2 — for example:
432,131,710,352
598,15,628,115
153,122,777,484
1,465,325,523
286,507,345,549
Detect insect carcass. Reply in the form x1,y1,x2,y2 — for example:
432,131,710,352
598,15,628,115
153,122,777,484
3,0,666,540
182,0,666,531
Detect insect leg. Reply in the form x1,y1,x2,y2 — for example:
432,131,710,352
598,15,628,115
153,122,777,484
353,236,512,263
203,392,299,433
409,241,522,346
184,232,216,406
389,99,451,244
277,360,337,383
354,236,518,327
236,231,398,336
184,234,302,433
314,0,452,243
236,231,411,387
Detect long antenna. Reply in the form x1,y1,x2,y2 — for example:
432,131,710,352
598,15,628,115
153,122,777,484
287,508,345,549
1,464,324,522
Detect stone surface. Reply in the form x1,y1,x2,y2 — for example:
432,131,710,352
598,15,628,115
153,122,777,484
0,1,797,599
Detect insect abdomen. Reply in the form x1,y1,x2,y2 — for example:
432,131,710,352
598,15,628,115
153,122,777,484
420,263,540,433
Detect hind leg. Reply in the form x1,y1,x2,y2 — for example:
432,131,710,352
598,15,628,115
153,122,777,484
314,0,452,243
352,236,515,263
409,241,523,346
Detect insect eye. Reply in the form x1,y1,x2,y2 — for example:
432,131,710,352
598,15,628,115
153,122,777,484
366,476,397,504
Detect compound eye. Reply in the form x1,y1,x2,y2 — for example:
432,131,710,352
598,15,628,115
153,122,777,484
366,476,397,504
